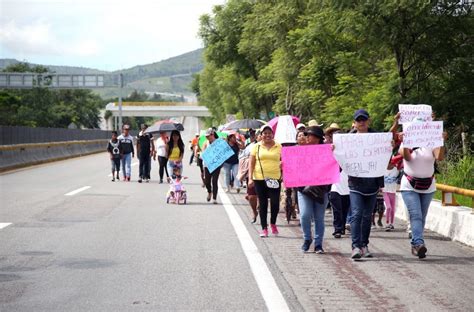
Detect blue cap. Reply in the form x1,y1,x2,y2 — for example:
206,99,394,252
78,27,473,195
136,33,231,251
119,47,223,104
354,109,369,120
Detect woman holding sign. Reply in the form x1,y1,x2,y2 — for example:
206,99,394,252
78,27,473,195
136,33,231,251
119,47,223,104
202,128,222,204
399,118,446,259
297,126,331,253
248,125,282,238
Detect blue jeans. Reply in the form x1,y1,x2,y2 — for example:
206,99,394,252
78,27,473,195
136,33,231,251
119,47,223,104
222,162,240,189
350,191,377,249
401,191,434,246
297,191,328,248
121,153,132,178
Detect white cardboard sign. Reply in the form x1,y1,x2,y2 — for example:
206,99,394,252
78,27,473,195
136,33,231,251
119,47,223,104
398,104,432,124
274,115,297,144
402,121,443,148
333,133,393,178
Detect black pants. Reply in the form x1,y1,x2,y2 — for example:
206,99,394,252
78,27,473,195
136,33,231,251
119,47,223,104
254,180,281,230
139,153,151,179
204,167,221,200
158,156,169,180
330,191,350,234
189,153,194,165
197,156,205,184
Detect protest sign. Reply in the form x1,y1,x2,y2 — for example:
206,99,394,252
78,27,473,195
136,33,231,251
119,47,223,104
274,115,297,144
333,133,392,178
282,144,340,187
198,131,228,149
402,121,443,148
398,104,432,124
201,138,234,173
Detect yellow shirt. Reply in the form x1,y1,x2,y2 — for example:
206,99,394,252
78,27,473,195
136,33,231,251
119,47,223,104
251,142,282,180
169,146,181,161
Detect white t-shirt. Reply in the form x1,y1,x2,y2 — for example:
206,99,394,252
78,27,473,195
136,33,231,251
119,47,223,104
383,167,399,193
331,170,350,195
156,137,167,157
400,146,436,193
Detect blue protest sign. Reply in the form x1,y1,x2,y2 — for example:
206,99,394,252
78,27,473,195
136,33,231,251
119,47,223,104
201,138,234,173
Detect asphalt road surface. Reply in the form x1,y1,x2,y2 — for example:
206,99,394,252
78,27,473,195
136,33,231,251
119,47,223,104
1,116,473,311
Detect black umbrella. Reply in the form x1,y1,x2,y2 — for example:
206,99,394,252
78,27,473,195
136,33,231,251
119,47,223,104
145,122,184,134
223,119,266,130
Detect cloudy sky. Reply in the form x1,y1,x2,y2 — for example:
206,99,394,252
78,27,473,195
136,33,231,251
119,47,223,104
0,0,225,71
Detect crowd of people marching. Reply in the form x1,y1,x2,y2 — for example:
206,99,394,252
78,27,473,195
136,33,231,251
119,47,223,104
107,107,446,260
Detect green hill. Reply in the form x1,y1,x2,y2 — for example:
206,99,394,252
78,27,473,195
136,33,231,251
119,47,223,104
0,49,204,98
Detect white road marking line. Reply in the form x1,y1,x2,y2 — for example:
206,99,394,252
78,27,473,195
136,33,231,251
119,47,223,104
0,223,12,230
65,186,91,196
218,182,290,312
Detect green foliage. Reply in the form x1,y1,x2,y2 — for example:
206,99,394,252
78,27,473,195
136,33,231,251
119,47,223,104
195,0,474,136
435,155,474,207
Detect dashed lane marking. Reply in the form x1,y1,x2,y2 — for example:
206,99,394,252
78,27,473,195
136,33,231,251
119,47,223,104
64,186,91,196
218,182,290,312
0,223,12,230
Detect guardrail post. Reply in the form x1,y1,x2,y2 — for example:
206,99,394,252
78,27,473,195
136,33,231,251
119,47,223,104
441,190,459,207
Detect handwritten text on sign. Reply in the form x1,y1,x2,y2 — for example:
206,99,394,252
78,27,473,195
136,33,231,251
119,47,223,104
398,104,432,124
201,138,234,173
333,133,392,177
402,121,443,148
281,144,340,188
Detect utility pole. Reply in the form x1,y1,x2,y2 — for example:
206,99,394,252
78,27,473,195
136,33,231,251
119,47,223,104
118,73,123,130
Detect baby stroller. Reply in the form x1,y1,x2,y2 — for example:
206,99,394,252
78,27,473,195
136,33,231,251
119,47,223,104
166,164,187,205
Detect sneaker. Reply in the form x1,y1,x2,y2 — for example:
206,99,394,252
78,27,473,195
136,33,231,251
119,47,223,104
351,248,362,260
270,224,279,236
127,177,131,181
389,224,395,230
361,246,373,258
145,179,150,183
385,225,392,232
159,179,163,184
345,224,351,232
412,245,427,259
259,229,269,238
377,220,383,228
333,233,342,239
315,246,325,254
301,240,312,252
206,193,211,202
138,178,142,183
213,199,218,205
236,188,240,194
111,177,115,182
116,174,120,179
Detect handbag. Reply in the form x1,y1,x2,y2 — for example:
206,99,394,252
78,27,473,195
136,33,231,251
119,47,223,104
257,145,280,189
404,173,434,190
300,185,330,204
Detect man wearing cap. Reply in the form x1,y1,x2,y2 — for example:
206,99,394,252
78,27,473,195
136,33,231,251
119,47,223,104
346,109,384,259
118,124,135,181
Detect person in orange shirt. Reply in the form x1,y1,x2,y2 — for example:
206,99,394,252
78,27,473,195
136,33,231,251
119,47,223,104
189,133,199,165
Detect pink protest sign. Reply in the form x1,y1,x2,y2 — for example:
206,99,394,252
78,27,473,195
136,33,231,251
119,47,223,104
281,144,340,188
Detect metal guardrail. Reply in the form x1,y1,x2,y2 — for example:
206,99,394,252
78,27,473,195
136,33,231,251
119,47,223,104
437,183,474,209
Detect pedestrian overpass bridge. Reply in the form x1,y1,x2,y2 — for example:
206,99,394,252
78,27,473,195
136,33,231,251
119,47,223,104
105,102,211,117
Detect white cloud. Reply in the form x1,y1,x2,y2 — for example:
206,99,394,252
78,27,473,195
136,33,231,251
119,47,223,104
0,19,101,57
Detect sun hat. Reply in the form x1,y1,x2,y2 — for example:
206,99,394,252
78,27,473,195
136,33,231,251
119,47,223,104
260,124,273,133
305,126,325,140
308,119,323,127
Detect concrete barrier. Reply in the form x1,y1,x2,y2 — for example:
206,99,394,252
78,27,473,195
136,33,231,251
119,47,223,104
0,140,108,172
395,193,474,247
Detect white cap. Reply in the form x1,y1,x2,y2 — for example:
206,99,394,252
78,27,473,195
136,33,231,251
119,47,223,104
296,123,306,130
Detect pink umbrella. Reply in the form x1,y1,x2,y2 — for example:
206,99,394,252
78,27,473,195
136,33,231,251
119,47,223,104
267,115,300,132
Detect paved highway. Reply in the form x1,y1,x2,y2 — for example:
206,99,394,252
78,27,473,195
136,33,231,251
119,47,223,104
1,117,473,311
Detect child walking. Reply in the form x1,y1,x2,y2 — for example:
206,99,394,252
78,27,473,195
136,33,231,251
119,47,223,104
107,131,122,181
384,154,403,231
